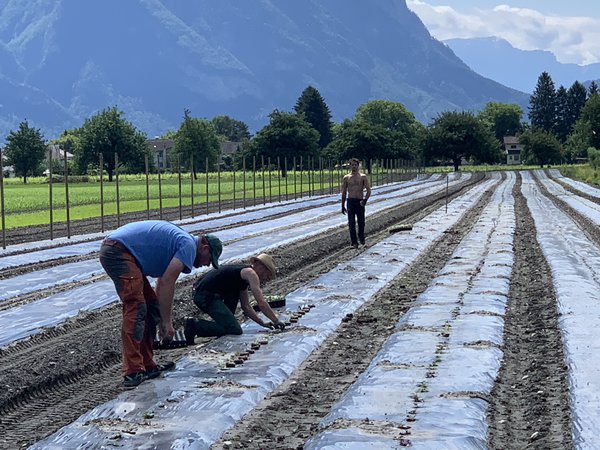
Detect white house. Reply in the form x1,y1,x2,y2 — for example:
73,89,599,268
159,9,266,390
503,136,522,165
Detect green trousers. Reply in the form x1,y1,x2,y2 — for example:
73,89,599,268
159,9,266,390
190,291,243,337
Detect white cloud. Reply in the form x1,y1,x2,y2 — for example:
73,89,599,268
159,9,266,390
407,0,600,65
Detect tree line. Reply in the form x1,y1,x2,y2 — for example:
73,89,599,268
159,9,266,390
3,73,600,183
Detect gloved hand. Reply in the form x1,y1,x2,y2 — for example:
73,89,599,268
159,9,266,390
360,199,367,207
341,205,347,215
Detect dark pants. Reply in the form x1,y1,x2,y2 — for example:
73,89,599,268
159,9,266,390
346,198,365,245
189,291,243,337
99,240,161,376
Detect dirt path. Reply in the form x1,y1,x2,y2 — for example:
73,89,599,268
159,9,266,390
0,175,482,450
486,173,572,449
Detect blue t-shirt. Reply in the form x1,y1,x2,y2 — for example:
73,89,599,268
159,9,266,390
107,220,198,277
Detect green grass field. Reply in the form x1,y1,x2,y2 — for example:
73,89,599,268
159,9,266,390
6,164,584,231
1,169,404,229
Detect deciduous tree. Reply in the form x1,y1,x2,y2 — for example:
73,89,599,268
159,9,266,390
249,110,320,176
578,94,600,149
211,115,251,142
75,107,148,181
423,111,500,171
354,100,424,158
4,120,46,183
324,119,394,172
478,102,523,144
519,129,562,167
173,109,220,178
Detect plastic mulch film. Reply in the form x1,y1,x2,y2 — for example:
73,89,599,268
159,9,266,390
31,176,493,450
0,176,473,348
522,171,600,448
535,170,600,225
547,168,600,198
311,173,515,448
0,259,102,303
305,428,405,449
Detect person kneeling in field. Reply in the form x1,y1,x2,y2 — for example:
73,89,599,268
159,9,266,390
185,253,285,343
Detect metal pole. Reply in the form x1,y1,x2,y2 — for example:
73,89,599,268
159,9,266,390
100,153,105,233
178,154,183,220
64,147,70,238
115,152,121,228
48,147,53,240
144,154,150,219
0,148,6,249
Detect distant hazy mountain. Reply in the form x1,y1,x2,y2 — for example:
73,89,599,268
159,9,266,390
0,0,528,140
445,37,600,94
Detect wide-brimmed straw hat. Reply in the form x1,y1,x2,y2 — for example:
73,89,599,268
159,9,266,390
250,253,277,277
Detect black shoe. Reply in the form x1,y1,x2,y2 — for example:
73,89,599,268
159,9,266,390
146,361,176,379
184,317,196,345
351,243,358,249
359,240,365,245
123,371,147,389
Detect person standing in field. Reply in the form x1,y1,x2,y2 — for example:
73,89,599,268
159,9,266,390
341,158,371,248
99,220,222,388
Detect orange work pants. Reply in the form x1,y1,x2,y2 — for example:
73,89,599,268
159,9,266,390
100,240,160,376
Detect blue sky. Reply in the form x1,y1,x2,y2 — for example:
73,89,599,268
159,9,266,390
406,1,600,65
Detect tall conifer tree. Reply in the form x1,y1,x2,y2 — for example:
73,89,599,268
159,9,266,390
528,71,557,134
294,86,333,149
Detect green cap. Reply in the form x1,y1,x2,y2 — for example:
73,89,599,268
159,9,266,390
205,234,222,269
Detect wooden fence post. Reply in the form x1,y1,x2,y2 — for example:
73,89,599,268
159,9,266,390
48,147,54,240
205,157,209,215
99,153,105,233
64,147,70,238
115,152,121,228
145,154,150,219
0,148,6,249
178,154,183,220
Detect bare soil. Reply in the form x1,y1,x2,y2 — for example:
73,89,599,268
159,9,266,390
0,171,588,450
